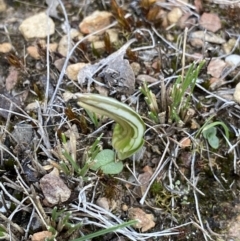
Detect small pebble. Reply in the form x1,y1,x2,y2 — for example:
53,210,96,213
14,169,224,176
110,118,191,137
199,12,221,32
225,54,240,66
19,12,55,40
0,43,12,53
167,7,183,24
79,10,112,34
234,82,240,104
66,63,89,81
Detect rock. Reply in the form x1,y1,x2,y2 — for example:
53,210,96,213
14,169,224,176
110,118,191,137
27,46,40,59
166,33,174,41
0,0,6,12
58,35,73,57
131,62,141,76
106,28,118,43
92,40,105,49
12,123,33,144
167,7,183,24
58,29,82,57
189,31,225,47
225,54,240,66
0,42,12,53
207,59,226,78
39,168,71,205
88,29,118,50
179,137,191,148
66,63,89,81
136,74,158,83
223,38,237,54
208,77,225,90
54,58,65,72
96,197,109,210
38,40,58,52
31,231,53,241
25,102,41,111
19,12,55,40
234,82,240,104
199,12,221,32
79,11,112,34
128,207,155,232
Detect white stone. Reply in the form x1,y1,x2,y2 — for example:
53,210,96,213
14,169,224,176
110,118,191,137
19,12,55,40
225,54,240,66
234,82,240,104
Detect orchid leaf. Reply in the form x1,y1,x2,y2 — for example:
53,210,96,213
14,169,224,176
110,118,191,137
90,149,123,174
74,93,145,160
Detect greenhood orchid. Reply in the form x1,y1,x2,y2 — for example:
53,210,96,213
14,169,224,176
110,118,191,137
73,93,145,160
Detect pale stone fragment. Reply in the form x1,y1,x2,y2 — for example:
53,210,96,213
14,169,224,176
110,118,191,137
66,63,89,81
0,43,12,53
167,7,183,24
19,12,55,40
79,11,112,34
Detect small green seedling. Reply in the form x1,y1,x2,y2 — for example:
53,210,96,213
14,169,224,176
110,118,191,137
60,133,103,177
202,121,229,149
171,61,205,122
85,108,99,127
139,81,159,123
202,126,219,149
0,225,8,240
46,207,83,241
90,149,123,174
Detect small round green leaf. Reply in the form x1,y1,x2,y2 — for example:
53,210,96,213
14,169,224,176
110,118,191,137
90,149,115,171
208,135,219,149
101,161,124,174
90,149,123,174
203,127,216,139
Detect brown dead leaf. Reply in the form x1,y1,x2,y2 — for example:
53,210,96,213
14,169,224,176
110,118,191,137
199,12,221,32
39,168,71,205
128,207,155,232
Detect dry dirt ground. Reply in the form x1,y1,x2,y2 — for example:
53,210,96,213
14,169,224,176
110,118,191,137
1,0,240,241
